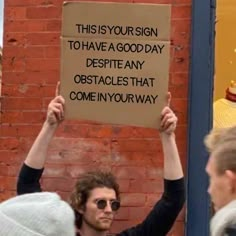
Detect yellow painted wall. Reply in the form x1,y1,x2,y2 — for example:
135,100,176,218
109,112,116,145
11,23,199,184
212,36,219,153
215,0,236,100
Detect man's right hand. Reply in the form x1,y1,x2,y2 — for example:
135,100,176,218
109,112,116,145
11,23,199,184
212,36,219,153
46,82,65,126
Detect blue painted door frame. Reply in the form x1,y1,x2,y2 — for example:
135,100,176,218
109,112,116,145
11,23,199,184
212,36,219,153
186,0,216,235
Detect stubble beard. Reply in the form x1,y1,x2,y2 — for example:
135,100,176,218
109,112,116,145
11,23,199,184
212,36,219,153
83,215,113,232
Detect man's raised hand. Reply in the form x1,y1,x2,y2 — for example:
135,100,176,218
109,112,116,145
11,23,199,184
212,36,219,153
46,82,65,126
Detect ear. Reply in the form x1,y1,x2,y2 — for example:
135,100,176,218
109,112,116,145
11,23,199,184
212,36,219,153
225,170,236,193
77,205,85,215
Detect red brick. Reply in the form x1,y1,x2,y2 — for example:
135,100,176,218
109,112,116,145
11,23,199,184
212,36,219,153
117,179,130,193
110,151,163,167
169,85,188,98
2,125,41,137
42,177,76,191
0,176,17,191
172,5,191,19
66,165,106,178
43,164,66,177
20,125,42,137
146,166,164,179
133,0,171,3
25,58,59,72
92,0,132,2
50,138,110,152
112,126,159,138
129,179,163,193
1,111,44,124
46,20,61,31
113,166,146,180
87,125,113,138
5,7,27,19
110,220,135,234
170,72,189,86
1,125,18,137
174,0,191,3
56,191,71,202
33,0,64,6
172,19,191,35
2,71,59,84
174,46,190,61
26,6,61,19
114,207,129,220
171,31,190,46
3,46,26,58
175,125,187,140
129,207,151,220
47,149,111,165
56,124,89,138
171,98,188,111
3,57,25,72
0,165,10,176
0,191,16,202
1,97,42,110
175,111,187,125
0,165,21,176
5,20,47,33
2,84,43,97
170,56,190,73
45,46,60,58
26,32,60,45
1,125,41,138
0,151,24,165
112,139,161,152
4,20,27,32
58,124,114,139
5,0,37,6
146,193,163,206
25,46,46,58
4,32,26,47
120,193,146,207
41,84,61,97
0,138,20,151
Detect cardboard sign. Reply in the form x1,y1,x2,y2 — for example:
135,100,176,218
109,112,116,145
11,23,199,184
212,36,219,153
61,2,171,128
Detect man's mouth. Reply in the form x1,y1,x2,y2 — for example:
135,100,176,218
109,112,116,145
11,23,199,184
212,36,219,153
100,217,112,221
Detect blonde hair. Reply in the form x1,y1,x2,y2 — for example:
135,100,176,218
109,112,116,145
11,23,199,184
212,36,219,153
204,128,229,153
204,126,236,174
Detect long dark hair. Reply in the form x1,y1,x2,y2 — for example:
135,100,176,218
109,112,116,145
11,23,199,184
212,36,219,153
70,171,120,229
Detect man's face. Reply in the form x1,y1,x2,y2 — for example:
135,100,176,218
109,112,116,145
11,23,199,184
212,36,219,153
80,187,118,232
206,155,233,211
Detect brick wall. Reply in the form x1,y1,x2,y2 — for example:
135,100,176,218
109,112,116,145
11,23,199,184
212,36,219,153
0,0,191,235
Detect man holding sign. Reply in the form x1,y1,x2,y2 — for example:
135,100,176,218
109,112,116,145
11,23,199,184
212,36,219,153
17,83,185,236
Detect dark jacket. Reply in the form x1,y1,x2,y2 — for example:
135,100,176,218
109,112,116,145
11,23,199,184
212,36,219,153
17,164,185,236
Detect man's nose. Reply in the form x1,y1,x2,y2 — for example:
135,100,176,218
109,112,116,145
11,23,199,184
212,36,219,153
104,202,112,212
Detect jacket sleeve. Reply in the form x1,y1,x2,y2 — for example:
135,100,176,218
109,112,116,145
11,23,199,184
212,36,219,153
118,178,185,236
17,163,44,195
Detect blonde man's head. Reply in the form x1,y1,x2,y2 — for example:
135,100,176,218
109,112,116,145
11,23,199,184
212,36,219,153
205,126,236,174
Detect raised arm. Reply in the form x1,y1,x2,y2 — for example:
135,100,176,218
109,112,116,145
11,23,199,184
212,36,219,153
17,83,65,194
119,93,185,236
159,93,183,180
25,95,65,169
